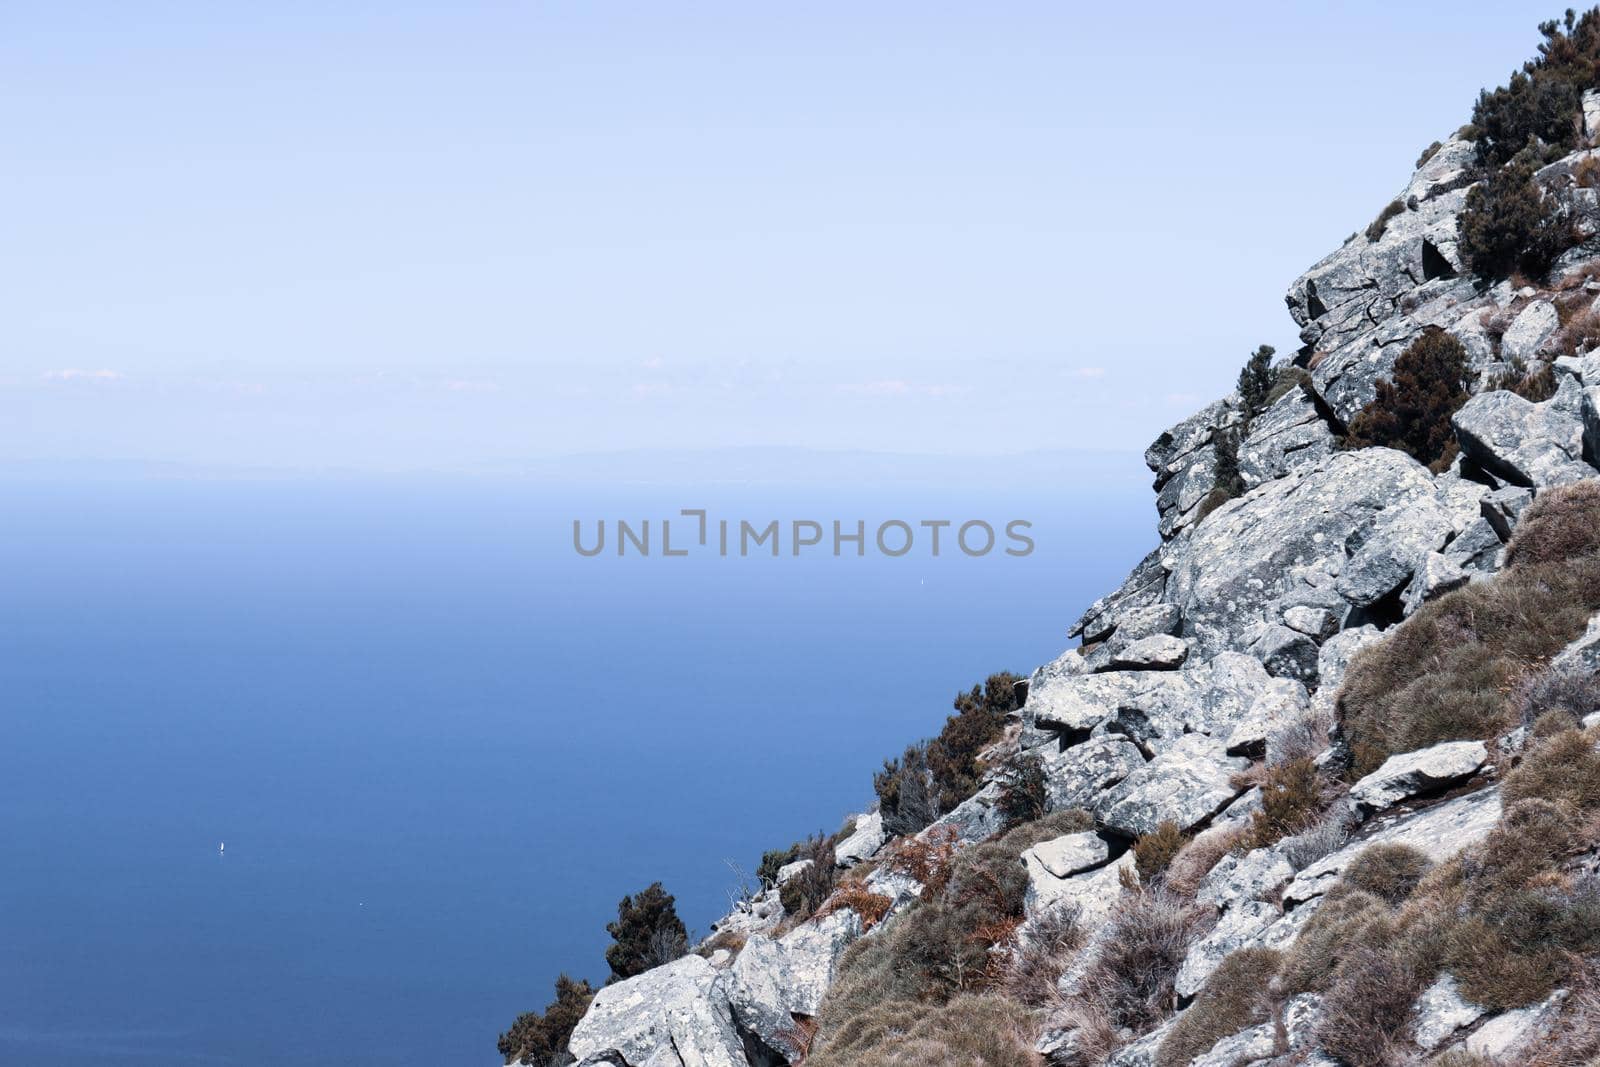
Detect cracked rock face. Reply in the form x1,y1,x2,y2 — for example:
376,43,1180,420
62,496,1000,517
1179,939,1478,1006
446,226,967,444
1453,375,1596,487
568,954,748,1067
1349,739,1488,814
724,911,861,1060
1164,449,1454,659
1095,734,1250,837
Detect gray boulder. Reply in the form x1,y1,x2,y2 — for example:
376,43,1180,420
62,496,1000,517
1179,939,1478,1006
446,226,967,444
1284,787,1501,906
568,954,747,1067
1163,450,1454,659
1349,740,1488,814
1553,610,1600,676
832,811,885,868
1197,848,1295,913
1024,850,1136,932
1401,552,1469,616
1023,831,1110,879
1501,299,1559,361
1442,516,1504,574
725,910,862,1060
1246,623,1320,683
1039,736,1146,813
1452,375,1595,488
1175,899,1280,999
1070,547,1170,643
1410,974,1486,1052
1096,734,1250,838
1239,386,1337,490
1224,679,1312,757
919,781,1004,845
1109,633,1190,670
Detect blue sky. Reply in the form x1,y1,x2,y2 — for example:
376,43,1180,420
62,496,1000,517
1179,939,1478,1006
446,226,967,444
0,2,1560,474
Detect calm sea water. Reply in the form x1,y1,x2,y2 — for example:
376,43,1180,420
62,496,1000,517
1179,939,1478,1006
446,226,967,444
0,472,1151,1066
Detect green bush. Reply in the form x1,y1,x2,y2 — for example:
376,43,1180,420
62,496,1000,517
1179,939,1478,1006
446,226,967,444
1458,153,1576,281
1343,328,1472,472
1237,344,1276,418
604,882,687,983
497,974,595,1066
1469,10,1600,168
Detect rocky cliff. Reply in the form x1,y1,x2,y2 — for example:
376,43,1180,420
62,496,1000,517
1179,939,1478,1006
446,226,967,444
528,20,1600,1067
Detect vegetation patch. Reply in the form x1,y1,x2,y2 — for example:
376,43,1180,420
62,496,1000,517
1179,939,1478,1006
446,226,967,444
1338,481,1600,775
497,974,595,1066
1343,328,1472,472
1155,948,1282,1067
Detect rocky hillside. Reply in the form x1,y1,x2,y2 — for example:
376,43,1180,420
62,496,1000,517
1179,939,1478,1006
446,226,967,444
510,14,1600,1067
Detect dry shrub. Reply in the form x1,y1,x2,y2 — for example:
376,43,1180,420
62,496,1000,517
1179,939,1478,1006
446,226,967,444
1367,198,1406,242
778,834,839,920
1154,947,1282,1067
1429,1053,1499,1067
1556,301,1600,354
1267,705,1333,766
1004,902,1084,1007
1486,356,1559,401
816,881,894,930
1280,888,1394,994
1519,957,1600,1067
1242,757,1327,850
1502,726,1600,814
1317,941,1427,1066
885,826,959,896
1164,825,1246,898
1133,821,1188,886
1514,663,1600,730
1055,891,1204,1045
696,928,747,958
1575,154,1600,188
1342,843,1433,906
1337,548,1600,775
1278,811,1353,871
807,993,1038,1067
1507,481,1600,568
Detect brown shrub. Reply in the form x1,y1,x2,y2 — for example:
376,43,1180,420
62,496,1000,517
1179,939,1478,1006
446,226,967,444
1366,198,1406,242
1486,356,1559,401
778,834,839,920
807,993,1039,1067
1520,957,1600,1067
1506,480,1600,568
816,881,894,930
1155,948,1282,1067
1280,888,1393,994
1338,553,1600,775
1243,757,1327,850
1003,902,1084,1007
1064,892,1204,1037
1514,663,1600,730
1133,821,1188,885
1317,942,1427,1066
1502,727,1600,815
1342,843,1433,906
1164,825,1246,899
885,826,959,897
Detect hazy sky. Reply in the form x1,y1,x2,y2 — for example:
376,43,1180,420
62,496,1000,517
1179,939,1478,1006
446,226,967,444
0,2,1559,473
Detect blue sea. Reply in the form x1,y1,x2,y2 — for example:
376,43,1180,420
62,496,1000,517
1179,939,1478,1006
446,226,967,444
0,467,1152,1065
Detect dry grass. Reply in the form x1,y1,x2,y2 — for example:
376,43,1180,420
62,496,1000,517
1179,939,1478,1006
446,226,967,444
1519,958,1600,1066
1267,705,1333,766
807,993,1040,1067
1241,757,1329,850
1503,726,1600,814
1506,481,1600,568
816,881,894,930
1003,902,1084,1008
1154,947,1282,1067
1337,537,1600,775
1342,843,1433,906
1133,821,1188,886
1048,891,1204,1050
1514,664,1600,731
1164,825,1246,898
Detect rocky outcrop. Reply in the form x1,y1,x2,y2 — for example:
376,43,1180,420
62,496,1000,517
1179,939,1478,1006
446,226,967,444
1095,734,1250,837
1348,740,1488,814
1453,375,1595,487
568,955,748,1067
724,911,861,1060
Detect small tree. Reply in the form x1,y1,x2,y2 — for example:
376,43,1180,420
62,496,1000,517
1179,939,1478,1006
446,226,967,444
875,741,940,837
1458,153,1574,281
1212,427,1245,498
604,882,687,983
1237,344,1276,421
497,973,595,1066
926,673,1023,812
1344,329,1472,472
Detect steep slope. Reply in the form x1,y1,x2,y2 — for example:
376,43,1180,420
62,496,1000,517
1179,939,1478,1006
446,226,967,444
517,16,1600,1067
